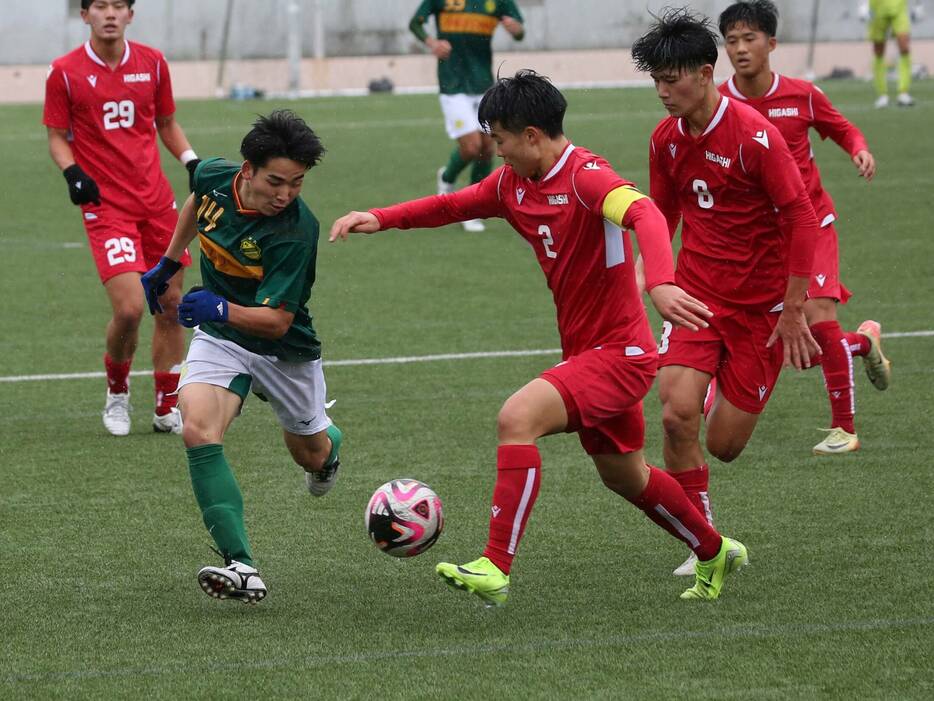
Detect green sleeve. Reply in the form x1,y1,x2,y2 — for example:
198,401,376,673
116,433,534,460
192,157,223,197
409,0,435,43
254,235,316,313
498,0,525,40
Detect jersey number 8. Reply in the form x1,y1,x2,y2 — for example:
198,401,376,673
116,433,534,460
692,179,714,209
103,100,135,130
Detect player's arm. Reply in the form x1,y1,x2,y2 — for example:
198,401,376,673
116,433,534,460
409,1,451,60
499,1,525,40
749,127,822,368
603,187,710,331
330,175,503,241
46,127,101,206
156,114,200,190
810,85,875,181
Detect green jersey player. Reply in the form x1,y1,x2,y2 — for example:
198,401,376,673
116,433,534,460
410,0,524,231
141,110,342,604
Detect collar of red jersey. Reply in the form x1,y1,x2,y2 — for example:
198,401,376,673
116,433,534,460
84,40,131,68
541,143,576,182
726,72,781,101
677,95,731,138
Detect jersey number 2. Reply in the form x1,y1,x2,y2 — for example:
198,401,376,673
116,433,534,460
103,100,135,130
538,225,557,259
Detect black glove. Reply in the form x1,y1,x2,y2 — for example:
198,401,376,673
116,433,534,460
63,164,101,206
185,159,202,192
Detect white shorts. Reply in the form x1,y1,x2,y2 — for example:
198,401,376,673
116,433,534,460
439,93,484,139
178,329,331,436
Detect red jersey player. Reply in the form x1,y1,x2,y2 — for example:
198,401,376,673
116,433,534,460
43,0,198,436
718,0,891,457
631,9,822,575
331,70,748,605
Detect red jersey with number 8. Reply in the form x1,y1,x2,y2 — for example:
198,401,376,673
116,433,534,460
43,40,176,218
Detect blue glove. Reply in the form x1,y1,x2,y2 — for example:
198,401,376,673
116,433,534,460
178,287,229,328
140,256,182,314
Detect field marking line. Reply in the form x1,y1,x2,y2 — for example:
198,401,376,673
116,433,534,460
5,615,933,684
1,331,930,384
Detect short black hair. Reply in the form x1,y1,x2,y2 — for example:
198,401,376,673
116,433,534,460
240,110,325,170
719,0,779,38
478,69,567,138
631,7,720,74
82,1,136,9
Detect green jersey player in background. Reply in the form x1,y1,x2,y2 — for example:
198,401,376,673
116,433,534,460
141,110,342,604
861,0,922,107
410,0,524,231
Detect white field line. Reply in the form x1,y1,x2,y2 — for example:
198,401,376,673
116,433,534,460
4,616,932,684
1,331,930,384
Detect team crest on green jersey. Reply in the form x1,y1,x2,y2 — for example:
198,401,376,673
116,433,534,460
239,237,262,261
485,0,496,13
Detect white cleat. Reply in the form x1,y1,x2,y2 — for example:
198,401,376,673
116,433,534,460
896,92,915,107
152,407,183,434
437,166,455,195
673,552,698,576
102,391,131,436
197,560,267,604
857,319,891,390
462,218,486,232
305,460,341,497
813,427,860,456
874,94,890,109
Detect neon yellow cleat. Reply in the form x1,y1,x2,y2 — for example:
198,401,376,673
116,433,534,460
680,537,748,601
436,556,509,607
857,320,891,391
813,427,860,455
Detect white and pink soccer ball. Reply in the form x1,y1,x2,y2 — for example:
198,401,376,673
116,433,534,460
364,479,444,557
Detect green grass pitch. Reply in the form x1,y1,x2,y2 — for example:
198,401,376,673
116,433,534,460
1,80,933,699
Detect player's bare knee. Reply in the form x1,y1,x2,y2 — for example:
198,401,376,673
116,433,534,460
111,302,144,331
661,402,697,443
497,402,537,443
707,437,744,463
459,142,482,161
181,419,220,448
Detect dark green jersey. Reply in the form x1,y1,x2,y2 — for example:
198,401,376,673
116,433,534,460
411,0,524,95
191,158,321,362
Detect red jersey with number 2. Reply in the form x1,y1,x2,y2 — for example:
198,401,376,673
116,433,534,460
43,40,176,217
372,145,660,359
649,96,814,310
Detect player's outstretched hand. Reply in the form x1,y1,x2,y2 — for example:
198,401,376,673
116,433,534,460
648,284,712,332
329,211,381,242
63,164,101,206
177,287,228,328
853,150,875,181
140,256,183,315
767,307,821,369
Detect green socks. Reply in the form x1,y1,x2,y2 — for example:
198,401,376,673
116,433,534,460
897,53,911,94
442,147,470,184
873,55,887,97
470,158,493,184
187,444,254,567
325,424,343,467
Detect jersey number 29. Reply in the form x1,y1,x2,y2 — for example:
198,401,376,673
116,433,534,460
103,100,135,130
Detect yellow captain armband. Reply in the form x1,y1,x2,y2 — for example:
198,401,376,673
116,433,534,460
602,186,647,227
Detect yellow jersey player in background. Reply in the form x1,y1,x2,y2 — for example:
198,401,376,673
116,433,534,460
861,0,923,107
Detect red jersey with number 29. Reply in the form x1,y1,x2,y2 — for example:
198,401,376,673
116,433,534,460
43,41,176,217
649,96,816,309
372,145,659,358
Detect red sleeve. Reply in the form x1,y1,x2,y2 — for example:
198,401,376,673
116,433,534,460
569,156,628,213
372,168,504,230
155,53,176,118
648,138,682,239
43,64,71,129
743,124,818,277
622,198,676,291
810,85,868,157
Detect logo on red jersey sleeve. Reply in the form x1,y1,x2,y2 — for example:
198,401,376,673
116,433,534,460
752,130,770,149
668,144,677,158
516,187,525,205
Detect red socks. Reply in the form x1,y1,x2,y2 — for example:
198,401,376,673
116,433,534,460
104,353,131,395
843,331,871,357
483,445,542,574
154,371,181,416
667,464,713,525
629,466,722,562
810,321,856,433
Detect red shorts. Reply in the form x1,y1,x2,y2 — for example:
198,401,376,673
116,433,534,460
82,203,191,284
657,303,783,414
807,220,851,303
540,344,657,456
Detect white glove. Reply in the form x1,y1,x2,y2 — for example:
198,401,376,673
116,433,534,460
857,2,870,22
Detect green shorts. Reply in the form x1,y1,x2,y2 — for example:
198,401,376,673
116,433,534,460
868,0,911,42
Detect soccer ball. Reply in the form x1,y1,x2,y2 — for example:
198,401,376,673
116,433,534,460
365,479,444,557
